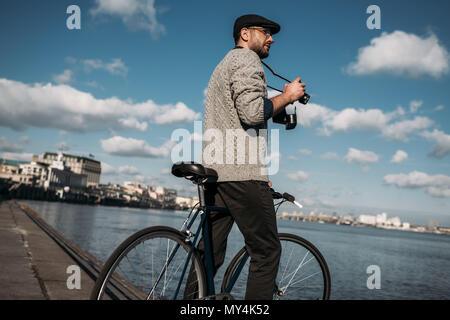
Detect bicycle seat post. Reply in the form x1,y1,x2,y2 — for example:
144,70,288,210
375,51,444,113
198,182,206,208
195,180,217,296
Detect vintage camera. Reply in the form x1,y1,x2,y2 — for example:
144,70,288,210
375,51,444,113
272,89,309,130
299,92,310,105
273,107,297,130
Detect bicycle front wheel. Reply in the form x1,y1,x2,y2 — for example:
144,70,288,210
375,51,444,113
221,233,331,300
91,226,207,300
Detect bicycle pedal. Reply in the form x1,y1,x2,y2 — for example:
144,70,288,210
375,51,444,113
198,293,234,300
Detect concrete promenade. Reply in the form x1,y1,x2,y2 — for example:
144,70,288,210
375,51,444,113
0,200,101,299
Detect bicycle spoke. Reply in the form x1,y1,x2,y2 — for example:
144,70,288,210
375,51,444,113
281,271,322,293
279,243,295,286
282,250,310,292
222,234,330,300
280,255,315,283
93,228,206,300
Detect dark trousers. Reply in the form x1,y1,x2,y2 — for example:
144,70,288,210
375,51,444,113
187,180,281,300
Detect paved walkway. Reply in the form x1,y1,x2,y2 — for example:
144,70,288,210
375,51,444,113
0,200,96,299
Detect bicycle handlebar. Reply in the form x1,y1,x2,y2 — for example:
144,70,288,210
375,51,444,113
270,188,303,209
282,192,295,202
270,188,294,201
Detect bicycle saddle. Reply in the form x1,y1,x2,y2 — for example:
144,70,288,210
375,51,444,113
171,161,218,183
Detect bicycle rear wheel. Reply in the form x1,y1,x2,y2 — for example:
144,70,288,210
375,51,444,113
91,226,207,300
221,233,331,300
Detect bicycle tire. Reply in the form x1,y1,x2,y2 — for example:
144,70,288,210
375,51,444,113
90,226,207,300
221,233,331,300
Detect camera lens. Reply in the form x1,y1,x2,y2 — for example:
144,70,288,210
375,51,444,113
299,93,310,105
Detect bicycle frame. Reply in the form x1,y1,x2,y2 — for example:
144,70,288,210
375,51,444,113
185,183,230,297
224,252,249,293
151,183,229,299
149,183,303,299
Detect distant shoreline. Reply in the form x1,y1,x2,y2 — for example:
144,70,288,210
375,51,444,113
16,197,450,237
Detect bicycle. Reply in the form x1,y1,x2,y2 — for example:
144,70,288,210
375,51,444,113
90,162,331,300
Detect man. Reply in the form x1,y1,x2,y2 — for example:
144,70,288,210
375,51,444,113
193,14,306,300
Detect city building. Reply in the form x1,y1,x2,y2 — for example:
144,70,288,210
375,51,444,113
123,181,147,196
358,214,377,225
175,196,197,209
1,157,50,186
0,158,23,182
43,152,87,190
164,188,177,206
387,216,402,228
19,161,49,186
41,152,101,187
376,212,387,225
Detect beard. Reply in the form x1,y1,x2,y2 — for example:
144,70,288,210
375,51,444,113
251,41,270,59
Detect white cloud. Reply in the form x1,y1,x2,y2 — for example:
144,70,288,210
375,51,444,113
409,100,423,113
346,31,449,78
56,141,70,151
118,165,140,175
320,152,339,160
384,171,450,199
287,170,309,182
101,162,116,175
323,108,389,133
0,152,33,162
434,105,444,111
100,136,175,158
152,102,201,125
298,149,312,155
344,148,379,164
160,168,171,175
90,0,166,39
381,116,433,142
118,118,148,131
19,136,30,144
299,197,315,207
297,103,334,129
420,129,450,158
383,171,450,188
82,58,128,77
52,69,73,84
426,186,450,198
0,78,201,132
0,137,23,152
296,103,423,141
65,56,78,65
296,196,337,209
391,150,408,163
85,81,102,89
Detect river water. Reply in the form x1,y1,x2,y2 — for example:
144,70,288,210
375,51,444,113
20,200,450,300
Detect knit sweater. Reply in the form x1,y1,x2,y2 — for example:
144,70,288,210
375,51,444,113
202,47,273,182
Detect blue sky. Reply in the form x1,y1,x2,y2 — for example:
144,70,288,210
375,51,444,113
1,0,450,226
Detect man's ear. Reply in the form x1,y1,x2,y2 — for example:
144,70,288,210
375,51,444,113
240,28,250,42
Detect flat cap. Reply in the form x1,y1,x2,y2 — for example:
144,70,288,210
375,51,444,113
233,14,280,40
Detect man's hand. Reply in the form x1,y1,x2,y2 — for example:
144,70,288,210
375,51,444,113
283,77,306,104
270,77,306,117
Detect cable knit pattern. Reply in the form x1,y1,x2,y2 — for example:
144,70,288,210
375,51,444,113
202,47,269,182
